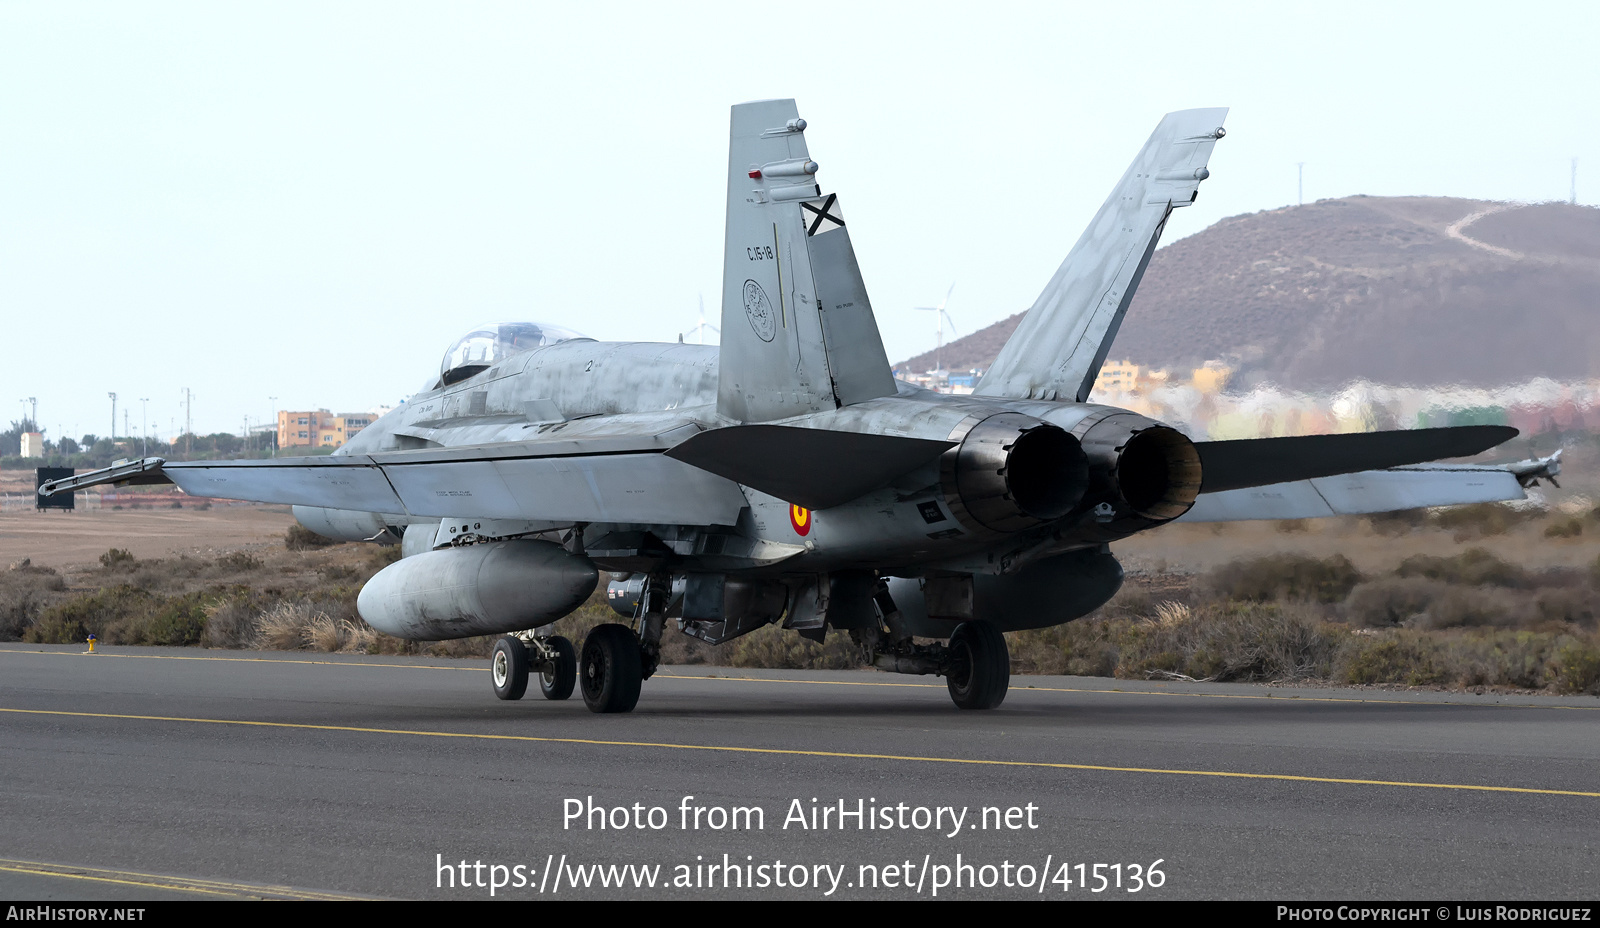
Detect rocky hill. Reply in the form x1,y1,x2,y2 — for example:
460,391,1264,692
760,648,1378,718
896,197,1600,390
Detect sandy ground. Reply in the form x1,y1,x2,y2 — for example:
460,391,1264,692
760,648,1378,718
0,506,297,569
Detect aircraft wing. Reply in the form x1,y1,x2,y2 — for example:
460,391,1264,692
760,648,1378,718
38,432,751,526
1178,453,1560,522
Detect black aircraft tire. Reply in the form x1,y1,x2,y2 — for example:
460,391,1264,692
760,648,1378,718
540,636,577,701
491,636,530,701
580,624,643,714
946,622,1010,710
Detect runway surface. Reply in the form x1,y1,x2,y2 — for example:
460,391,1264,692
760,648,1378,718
2,643,1597,900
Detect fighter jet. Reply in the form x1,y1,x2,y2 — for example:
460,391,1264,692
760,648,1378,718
42,101,1559,713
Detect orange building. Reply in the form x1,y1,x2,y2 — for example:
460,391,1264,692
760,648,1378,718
277,410,375,450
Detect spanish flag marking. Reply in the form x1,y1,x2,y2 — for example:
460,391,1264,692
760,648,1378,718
789,504,812,537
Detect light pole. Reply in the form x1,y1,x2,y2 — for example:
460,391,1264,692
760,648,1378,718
108,393,117,441
269,397,278,457
140,398,149,458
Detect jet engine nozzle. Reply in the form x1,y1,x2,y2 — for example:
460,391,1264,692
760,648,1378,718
357,540,597,640
941,413,1090,533
1078,415,1203,522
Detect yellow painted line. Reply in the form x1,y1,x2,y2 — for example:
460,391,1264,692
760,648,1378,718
2,707,1596,800
657,673,1600,712
0,647,474,672
5,647,1596,711
0,857,371,900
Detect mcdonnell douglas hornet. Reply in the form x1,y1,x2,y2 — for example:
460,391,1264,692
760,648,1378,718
43,101,1560,713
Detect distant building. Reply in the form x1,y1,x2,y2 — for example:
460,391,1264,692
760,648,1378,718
277,410,375,450
20,432,44,458
1192,360,1233,395
1094,359,1140,393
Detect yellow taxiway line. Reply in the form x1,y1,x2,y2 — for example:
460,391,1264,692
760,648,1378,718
4,646,1597,712
0,857,373,900
2,706,1596,800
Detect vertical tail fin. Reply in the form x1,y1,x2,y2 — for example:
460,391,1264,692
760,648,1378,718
717,100,897,423
975,108,1229,402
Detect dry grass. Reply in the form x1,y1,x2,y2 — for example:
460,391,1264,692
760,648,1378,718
4,504,1597,697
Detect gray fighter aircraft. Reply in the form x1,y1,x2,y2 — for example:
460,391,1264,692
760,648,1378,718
42,100,1559,713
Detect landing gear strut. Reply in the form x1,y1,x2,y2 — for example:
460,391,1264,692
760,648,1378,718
491,632,577,702
852,585,1011,710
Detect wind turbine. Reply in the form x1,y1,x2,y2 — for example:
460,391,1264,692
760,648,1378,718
679,294,721,345
913,284,959,375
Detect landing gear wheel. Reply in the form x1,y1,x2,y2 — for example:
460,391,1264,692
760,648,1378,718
580,624,643,714
539,636,577,701
945,622,1009,710
491,636,530,701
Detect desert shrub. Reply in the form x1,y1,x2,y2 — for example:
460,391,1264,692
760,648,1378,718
1544,517,1583,539
304,614,346,652
1117,602,1342,682
1551,639,1600,694
1206,553,1363,603
1343,577,1449,627
367,545,401,569
1431,502,1535,539
0,566,66,641
131,592,209,646
285,524,338,551
1395,548,1527,588
99,548,136,570
1336,634,1448,686
26,585,156,644
725,622,861,670
214,551,262,572
169,501,183,509
1413,586,1528,629
423,636,498,658
1275,519,1309,534
1366,508,1427,535
203,594,268,648
1534,587,1599,628
254,601,324,650
318,564,359,583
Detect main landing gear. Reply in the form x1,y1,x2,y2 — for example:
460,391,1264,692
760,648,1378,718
492,633,577,702
854,585,1011,710
492,574,669,714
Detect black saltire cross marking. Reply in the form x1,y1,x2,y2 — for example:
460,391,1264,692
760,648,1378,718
802,194,844,236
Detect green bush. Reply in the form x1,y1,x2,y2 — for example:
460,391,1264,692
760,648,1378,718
26,585,156,644
1552,640,1600,694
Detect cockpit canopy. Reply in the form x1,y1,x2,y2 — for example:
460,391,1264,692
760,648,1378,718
439,321,589,386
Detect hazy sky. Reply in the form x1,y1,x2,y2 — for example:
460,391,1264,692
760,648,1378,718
4,1,1597,439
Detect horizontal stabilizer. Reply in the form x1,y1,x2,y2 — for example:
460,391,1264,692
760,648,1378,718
666,425,953,510
1181,463,1526,522
1196,426,1518,494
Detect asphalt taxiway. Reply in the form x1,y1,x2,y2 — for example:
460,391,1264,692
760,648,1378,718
1,644,1597,900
